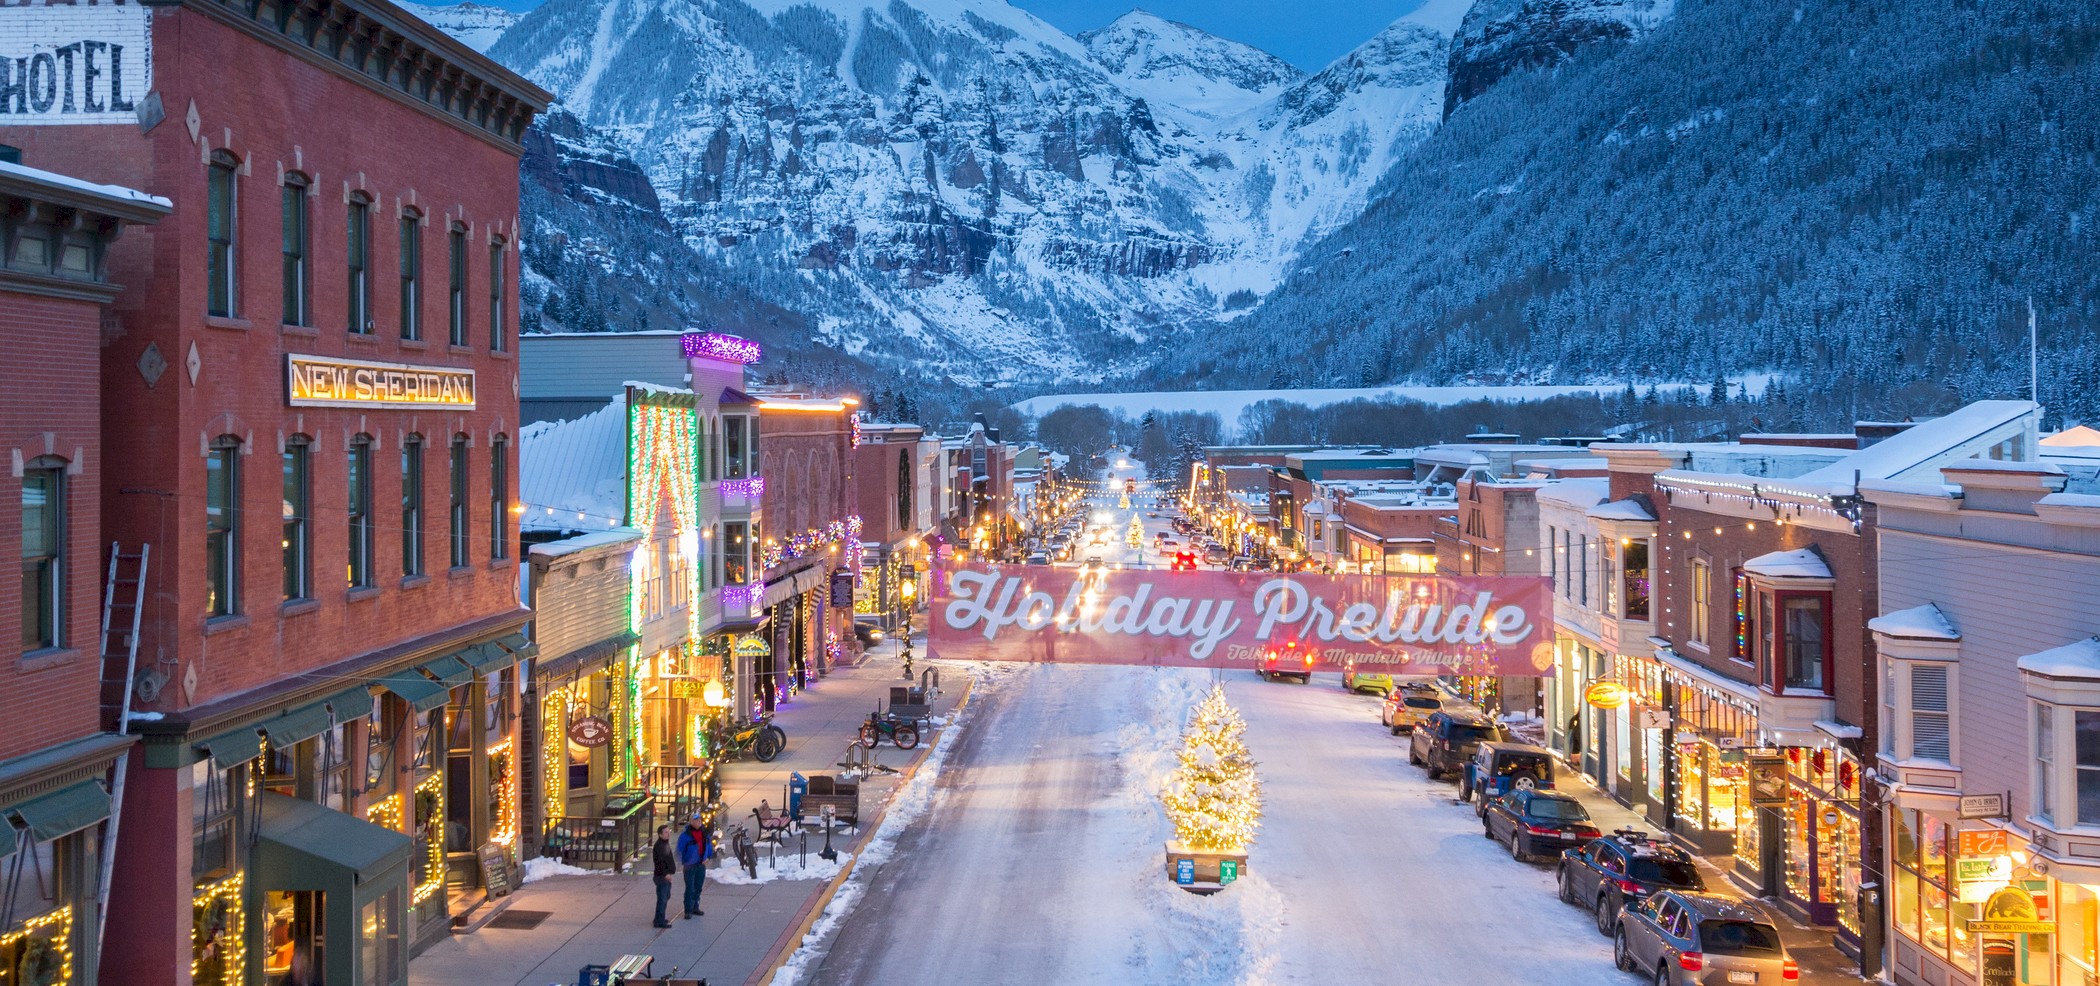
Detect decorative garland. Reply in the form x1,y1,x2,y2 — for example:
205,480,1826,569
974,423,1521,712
760,516,863,571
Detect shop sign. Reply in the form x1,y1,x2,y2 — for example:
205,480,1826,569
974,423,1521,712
734,635,772,658
1958,830,2009,858
286,354,476,410
1960,793,2009,820
1637,708,1671,730
668,679,708,699
1,2,150,126
1969,886,2054,935
1584,681,1630,709
1747,756,1788,807
569,715,613,748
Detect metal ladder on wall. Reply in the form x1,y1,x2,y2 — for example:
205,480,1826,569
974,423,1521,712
94,542,148,962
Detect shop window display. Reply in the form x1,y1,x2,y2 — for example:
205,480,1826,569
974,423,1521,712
263,890,323,986
1891,809,1976,972
2063,882,2098,986
358,887,399,986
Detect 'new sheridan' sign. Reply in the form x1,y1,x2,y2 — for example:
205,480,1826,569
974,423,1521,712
287,355,476,410
930,563,1553,674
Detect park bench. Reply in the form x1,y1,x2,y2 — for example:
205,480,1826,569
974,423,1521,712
799,775,860,829
751,800,795,846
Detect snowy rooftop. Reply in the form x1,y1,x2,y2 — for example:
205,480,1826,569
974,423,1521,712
0,160,173,212
1534,477,1610,510
520,399,628,533
2017,638,2100,679
1869,603,1960,641
2043,425,2100,447
1659,400,2040,500
528,528,643,560
1586,499,1655,522
1742,548,1832,579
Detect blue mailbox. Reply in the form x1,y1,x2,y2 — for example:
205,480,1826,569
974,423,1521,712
788,772,807,819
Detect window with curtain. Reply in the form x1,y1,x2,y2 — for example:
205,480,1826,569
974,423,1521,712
207,152,238,317
401,436,424,577
346,194,370,334
348,436,373,587
280,175,309,326
449,436,469,568
207,438,240,617
399,214,421,340
1909,664,1950,762
21,464,62,650
282,438,310,602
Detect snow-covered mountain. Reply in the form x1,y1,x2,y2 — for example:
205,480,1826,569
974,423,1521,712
399,0,1503,386
397,0,518,53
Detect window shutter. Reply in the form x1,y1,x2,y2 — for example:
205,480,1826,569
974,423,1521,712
1911,664,1952,762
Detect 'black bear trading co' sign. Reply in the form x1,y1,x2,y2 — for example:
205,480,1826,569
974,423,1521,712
1,0,151,126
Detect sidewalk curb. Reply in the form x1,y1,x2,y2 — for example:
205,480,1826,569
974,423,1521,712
741,672,977,986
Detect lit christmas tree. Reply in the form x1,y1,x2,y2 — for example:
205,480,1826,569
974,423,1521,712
1162,686,1262,853
1127,515,1144,548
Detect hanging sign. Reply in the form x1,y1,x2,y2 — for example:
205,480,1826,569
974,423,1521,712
1970,886,2054,935
1960,794,2009,820
1,2,150,126
734,635,772,658
569,715,613,748
1584,681,1630,709
930,563,1553,675
1747,756,1788,808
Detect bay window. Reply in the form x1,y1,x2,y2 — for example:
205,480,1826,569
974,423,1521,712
1881,657,1957,765
1754,586,1831,695
2022,652,2100,832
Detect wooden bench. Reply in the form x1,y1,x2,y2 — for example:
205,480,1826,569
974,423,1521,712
751,800,795,846
608,954,652,981
800,775,860,829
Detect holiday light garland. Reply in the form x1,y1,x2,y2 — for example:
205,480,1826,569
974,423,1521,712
1162,686,1262,853
680,331,762,365
413,771,447,905
3,904,72,986
760,515,863,571
191,873,245,985
720,476,765,498
489,739,519,847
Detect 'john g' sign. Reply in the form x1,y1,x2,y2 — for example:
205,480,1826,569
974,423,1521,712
2,0,151,125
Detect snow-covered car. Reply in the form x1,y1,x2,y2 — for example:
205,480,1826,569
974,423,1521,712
1406,711,1507,780
1558,830,1706,936
1613,891,1799,984
1481,790,1599,862
1381,690,1442,734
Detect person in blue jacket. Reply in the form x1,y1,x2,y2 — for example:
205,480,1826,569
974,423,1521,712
675,815,712,917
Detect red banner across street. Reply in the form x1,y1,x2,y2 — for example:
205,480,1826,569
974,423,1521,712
927,563,1555,676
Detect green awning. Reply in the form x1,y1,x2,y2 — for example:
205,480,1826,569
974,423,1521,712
421,654,474,688
0,818,15,857
9,780,110,843
195,726,265,768
256,791,411,884
376,671,449,714
259,700,334,748
494,632,531,655
464,639,526,674
321,685,373,721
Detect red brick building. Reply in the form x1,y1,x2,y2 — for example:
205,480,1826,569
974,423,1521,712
754,395,861,707
10,0,547,980
0,161,168,984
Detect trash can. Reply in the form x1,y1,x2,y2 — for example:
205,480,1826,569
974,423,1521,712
788,772,807,820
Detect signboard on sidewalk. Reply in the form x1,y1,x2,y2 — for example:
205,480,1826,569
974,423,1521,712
929,563,1553,674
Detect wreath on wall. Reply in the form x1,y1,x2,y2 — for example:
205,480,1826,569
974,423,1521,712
16,935,64,986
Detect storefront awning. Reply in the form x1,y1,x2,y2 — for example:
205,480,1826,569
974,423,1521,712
535,631,638,684
8,780,111,844
376,671,450,714
321,685,373,720
256,791,411,885
195,725,265,768
258,700,336,748
464,635,532,674
421,654,475,689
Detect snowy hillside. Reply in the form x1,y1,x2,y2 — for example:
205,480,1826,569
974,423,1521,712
397,1,519,53
1079,11,1298,122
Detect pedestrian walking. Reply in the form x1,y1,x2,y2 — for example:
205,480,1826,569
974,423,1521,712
650,825,676,929
676,815,712,917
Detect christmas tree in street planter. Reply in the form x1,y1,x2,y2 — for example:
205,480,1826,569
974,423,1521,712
1162,685,1260,894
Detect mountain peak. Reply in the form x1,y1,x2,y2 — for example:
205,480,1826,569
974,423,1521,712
1081,7,1299,119
397,0,519,53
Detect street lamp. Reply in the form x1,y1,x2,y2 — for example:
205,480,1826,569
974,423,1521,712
899,580,917,679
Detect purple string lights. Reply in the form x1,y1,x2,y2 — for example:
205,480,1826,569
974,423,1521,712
721,583,758,610
681,331,763,365
721,476,765,498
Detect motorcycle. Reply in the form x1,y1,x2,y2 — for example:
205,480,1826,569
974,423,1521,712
714,713,787,763
859,710,921,750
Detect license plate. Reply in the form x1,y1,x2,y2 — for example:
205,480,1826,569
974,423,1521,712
1727,972,1756,984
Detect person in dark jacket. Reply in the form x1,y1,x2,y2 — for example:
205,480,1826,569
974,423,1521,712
676,816,711,917
651,825,676,928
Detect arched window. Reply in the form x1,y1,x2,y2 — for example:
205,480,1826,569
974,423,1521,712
282,436,311,601
206,436,241,617
348,434,373,587
21,457,65,650
449,434,471,567
207,151,240,317
346,192,372,334
281,172,310,326
401,434,424,576
489,434,510,560
399,209,422,341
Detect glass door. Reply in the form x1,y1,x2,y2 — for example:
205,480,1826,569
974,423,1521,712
264,890,324,986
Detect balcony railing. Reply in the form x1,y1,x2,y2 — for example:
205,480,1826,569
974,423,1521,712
543,796,653,872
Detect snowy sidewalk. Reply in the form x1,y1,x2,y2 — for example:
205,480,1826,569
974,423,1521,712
408,641,969,986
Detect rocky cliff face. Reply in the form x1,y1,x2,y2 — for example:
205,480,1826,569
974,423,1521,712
1443,0,1671,117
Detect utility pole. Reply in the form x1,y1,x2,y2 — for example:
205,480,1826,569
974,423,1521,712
2029,296,2039,403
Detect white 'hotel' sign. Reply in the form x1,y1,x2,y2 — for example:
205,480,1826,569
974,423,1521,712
1,0,151,126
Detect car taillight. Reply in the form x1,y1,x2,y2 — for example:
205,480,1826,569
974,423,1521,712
1677,952,1703,972
1617,879,1642,894
1573,826,1601,838
1526,824,1561,836
1304,653,1315,668
1781,958,1799,981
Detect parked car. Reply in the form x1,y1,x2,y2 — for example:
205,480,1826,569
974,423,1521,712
1258,641,1313,683
1407,711,1508,780
1613,891,1799,984
1026,552,1050,564
1204,546,1229,564
1340,659,1396,696
851,618,885,647
1481,790,1600,862
1460,741,1557,813
1558,829,1707,936
1380,689,1443,734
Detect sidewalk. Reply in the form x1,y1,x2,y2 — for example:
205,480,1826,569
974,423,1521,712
410,641,965,986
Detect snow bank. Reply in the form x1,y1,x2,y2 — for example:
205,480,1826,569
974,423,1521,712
521,857,592,883
712,851,854,886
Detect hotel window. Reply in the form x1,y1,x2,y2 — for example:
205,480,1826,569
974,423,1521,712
489,435,510,560
447,226,468,346
21,462,62,650
487,238,506,352
449,436,470,568
348,436,373,588
281,175,310,326
1689,559,1711,645
401,436,424,577
206,438,240,618
282,438,310,602
206,151,238,317
347,193,371,334
399,213,421,340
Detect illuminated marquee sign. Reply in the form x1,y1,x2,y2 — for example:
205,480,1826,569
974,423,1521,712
287,355,476,410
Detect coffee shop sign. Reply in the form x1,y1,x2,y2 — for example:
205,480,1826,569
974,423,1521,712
2,0,151,127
